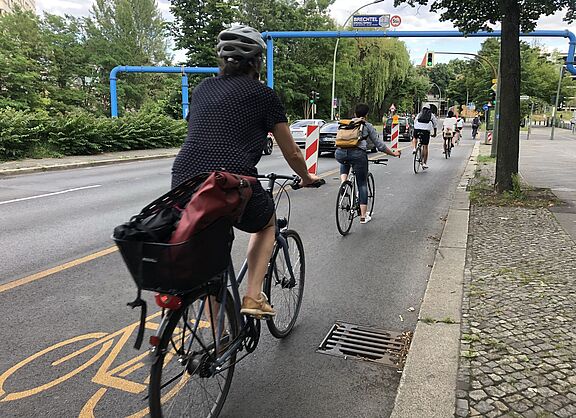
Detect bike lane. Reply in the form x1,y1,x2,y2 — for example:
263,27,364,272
0,143,473,417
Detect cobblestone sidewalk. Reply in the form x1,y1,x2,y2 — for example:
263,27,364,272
455,161,576,417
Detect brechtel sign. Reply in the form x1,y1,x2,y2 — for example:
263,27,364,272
352,15,391,28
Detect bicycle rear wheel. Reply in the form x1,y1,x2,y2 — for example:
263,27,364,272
443,138,450,158
413,145,422,173
367,172,375,216
149,288,238,418
336,180,354,236
265,230,305,338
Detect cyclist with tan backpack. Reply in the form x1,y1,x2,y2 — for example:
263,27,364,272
335,103,400,224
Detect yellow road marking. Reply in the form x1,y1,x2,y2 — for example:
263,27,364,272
0,336,113,402
0,246,118,294
79,388,107,418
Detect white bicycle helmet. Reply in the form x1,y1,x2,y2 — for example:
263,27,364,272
217,25,266,60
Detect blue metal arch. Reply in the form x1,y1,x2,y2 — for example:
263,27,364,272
261,30,576,88
109,30,576,117
109,65,219,118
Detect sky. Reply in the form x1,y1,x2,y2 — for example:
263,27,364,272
36,0,576,65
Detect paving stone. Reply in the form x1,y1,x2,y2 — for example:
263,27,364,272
474,400,494,414
469,390,487,402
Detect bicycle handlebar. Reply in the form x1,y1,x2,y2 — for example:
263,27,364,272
291,178,326,190
257,173,326,190
370,158,388,165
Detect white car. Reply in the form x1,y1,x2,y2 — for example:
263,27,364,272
289,119,326,147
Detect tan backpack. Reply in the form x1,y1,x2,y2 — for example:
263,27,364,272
336,118,366,148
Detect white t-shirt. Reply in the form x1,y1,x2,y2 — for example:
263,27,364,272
456,118,464,128
414,113,438,132
443,117,457,132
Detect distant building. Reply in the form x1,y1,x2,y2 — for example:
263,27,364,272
0,0,35,15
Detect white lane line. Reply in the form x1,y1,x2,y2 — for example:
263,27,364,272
0,185,102,205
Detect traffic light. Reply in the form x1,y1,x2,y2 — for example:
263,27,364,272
310,90,316,104
489,90,496,106
426,52,434,67
315,91,320,102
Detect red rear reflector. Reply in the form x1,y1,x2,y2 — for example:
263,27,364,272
155,293,183,310
149,335,160,346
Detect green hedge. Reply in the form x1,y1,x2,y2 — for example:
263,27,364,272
0,109,187,161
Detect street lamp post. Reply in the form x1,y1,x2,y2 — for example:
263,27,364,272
430,82,442,115
550,64,565,140
330,0,384,120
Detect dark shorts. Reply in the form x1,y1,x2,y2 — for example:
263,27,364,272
235,182,275,233
413,129,431,145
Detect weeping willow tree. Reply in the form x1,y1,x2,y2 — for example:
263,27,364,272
336,37,412,120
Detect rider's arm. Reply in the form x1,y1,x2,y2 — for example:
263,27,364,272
272,122,319,185
366,124,400,157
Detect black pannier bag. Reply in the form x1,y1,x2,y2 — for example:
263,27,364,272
112,173,236,348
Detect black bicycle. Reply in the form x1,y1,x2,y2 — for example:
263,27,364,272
413,133,424,174
116,173,323,417
335,159,387,235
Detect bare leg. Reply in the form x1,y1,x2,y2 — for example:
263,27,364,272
423,144,429,164
360,204,368,218
340,174,348,183
245,215,276,300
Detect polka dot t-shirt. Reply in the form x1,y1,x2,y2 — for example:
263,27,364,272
171,75,288,187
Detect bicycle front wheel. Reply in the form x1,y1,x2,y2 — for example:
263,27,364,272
265,229,305,338
149,289,238,418
413,146,422,174
336,180,354,236
367,172,375,216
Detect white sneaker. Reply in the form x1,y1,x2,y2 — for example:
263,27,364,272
360,215,372,224
422,164,428,169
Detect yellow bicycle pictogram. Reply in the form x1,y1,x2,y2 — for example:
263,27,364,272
0,311,208,417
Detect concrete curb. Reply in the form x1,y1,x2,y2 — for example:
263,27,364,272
390,141,480,418
0,153,178,177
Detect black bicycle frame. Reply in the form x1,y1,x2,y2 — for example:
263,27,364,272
200,174,297,369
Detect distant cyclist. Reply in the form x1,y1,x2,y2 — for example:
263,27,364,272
411,104,438,170
455,115,464,143
471,115,480,140
171,25,321,318
442,110,458,152
335,103,400,224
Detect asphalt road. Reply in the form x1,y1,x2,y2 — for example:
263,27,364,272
0,138,473,418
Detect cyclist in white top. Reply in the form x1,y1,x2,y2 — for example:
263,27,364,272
442,110,458,151
455,116,464,143
412,104,438,170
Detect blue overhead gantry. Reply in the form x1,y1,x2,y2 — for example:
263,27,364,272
109,66,218,118
110,30,576,117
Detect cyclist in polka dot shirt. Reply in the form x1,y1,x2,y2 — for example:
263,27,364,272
172,26,321,317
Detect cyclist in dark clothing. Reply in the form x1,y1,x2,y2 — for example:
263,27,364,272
172,25,320,317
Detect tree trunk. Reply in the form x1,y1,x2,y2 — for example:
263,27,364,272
495,0,521,192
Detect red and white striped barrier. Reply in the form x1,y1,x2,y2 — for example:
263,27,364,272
305,125,320,174
391,123,399,149
487,131,493,144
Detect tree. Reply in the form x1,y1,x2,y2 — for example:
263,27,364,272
41,14,92,113
85,0,170,114
0,11,47,110
394,0,576,192
169,0,238,66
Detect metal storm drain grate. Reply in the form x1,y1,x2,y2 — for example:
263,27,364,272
316,321,413,369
